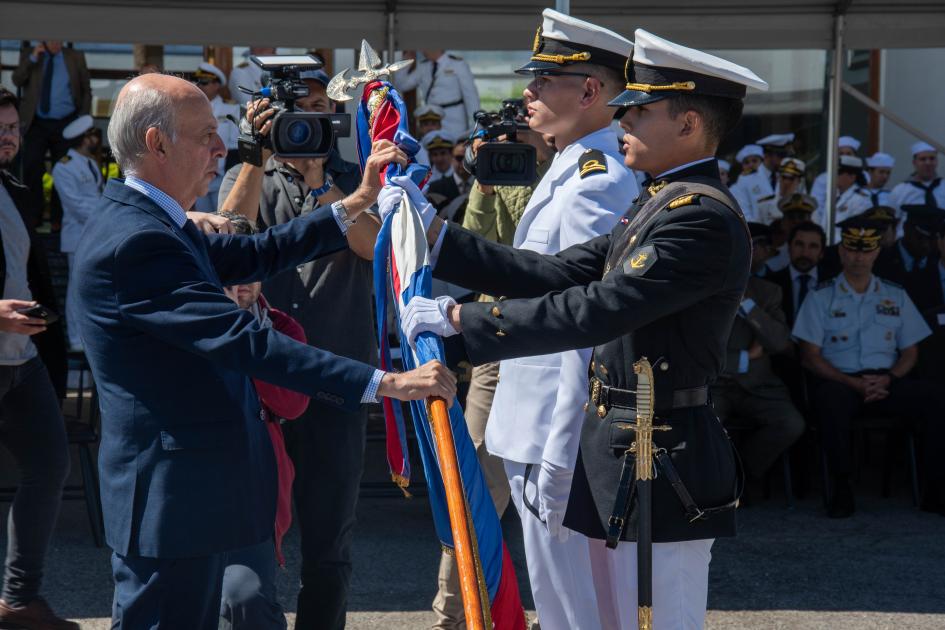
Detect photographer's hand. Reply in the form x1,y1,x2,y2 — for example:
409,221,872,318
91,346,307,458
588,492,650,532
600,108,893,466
471,138,494,195
245,98,276,162
340,140,408,218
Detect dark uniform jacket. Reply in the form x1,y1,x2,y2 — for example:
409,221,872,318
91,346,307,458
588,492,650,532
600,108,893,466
434,159,750,542
0,170,67,397
428,175,469,225
719,276,791,392
767,264,835,328
906,258,945,313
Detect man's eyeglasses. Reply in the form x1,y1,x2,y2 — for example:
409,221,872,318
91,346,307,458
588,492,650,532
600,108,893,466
528,70,593,92
0,123,20,137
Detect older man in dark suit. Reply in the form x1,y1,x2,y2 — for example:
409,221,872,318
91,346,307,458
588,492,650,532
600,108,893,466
73,73,455,630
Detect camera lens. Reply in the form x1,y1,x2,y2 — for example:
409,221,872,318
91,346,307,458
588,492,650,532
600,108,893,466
286,120,313,147
492,152,526,175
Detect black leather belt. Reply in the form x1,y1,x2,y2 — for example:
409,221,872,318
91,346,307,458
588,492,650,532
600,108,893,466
437,99,464,108
589,378,708,416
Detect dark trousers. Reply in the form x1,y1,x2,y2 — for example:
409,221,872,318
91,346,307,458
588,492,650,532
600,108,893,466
0,357,69,607
21,115,74,226
111,551,225,630
811,377,945,483
282,401,367,630
220,538,286,630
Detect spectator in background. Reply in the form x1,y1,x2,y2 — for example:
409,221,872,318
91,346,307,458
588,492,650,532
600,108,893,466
794,216,945,518
11,41,91,226
0,86,76,630
51,114,102,351
765,193,818,273
218,68,381,630
395,50,480,139
718,158,731,186
811,135,860,210
229,47,276,106
711,222,804,497
427,138,474,223
865,152,895,207
192,62,241,212
906,217,945,312
818,155,872,239
890,142,944,211
216,211,307,630
421,130,455,185
755,157,807,226
756,133,795,192
413,104,445,166
730,143,770,222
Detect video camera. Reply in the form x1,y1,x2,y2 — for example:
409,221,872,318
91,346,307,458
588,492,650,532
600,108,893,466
237,54,351,167
463,99,537,187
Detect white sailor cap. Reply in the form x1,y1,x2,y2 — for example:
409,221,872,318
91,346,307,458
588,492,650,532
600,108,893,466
518,9,632,75
610,29,767,108
717,159,731,173
421,130,454,151
62,114,94,140
414,104,446,122
736,144,764,163
866,152,895,169
838,155,864,170
838,135,861,151
299,69,330,88
195,62,226,84
756,133,794,148
911,141,937,156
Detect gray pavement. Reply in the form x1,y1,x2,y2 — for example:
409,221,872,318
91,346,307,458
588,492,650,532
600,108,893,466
2,473,943,629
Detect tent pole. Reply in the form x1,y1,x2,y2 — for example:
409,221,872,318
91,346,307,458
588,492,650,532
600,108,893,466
825,13,844,245
385,0,396,63
555,0,570,15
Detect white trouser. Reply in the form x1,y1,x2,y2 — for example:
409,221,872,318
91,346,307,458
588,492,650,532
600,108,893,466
65,252,82,350
591,536,714,630
505,460,601,630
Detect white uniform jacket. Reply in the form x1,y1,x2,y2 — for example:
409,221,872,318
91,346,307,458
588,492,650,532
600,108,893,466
52,148,102,253
396,53,479,140
228,61,266,106
484,127,639,468
730,169,773,223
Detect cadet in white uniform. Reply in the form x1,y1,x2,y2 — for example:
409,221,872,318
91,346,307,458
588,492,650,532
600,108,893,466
52,114,102,350
820,155,873,238
421,130,456,186
889,141,945,212
811,135,861,210
228,47,274,106
413,104,446,166
484,11,637,629
756,132,795,192
729,144,771,222
755,157,807,226
192,62,241,212
395,50,480,140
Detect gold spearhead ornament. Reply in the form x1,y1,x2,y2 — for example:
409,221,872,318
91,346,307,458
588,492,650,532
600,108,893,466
326,39,414,102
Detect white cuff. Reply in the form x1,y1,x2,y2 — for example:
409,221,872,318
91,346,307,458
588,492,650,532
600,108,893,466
740,298,756,316
361,369,386,403
738,350,750,374
331,201,349,235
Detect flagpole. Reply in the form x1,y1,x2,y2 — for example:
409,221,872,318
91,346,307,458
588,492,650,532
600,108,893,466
428,397,488,630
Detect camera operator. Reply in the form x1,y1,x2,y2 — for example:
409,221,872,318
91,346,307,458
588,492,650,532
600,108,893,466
217,67,379,630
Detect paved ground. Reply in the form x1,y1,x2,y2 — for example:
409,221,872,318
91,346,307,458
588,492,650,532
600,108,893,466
2,472,943,629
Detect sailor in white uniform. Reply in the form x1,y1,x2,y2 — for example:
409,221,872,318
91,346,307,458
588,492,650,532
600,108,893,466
395,50,480,140
811,135,861,210
192,62,241,212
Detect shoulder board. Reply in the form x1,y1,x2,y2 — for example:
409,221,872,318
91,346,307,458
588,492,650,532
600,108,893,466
237,61,249,68
578,149,608,179
758,194,776,201
58,155,71,164
668,194,699,209
448,54,462,60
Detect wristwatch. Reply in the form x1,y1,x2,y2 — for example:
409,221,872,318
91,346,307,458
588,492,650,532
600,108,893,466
310,174,334,198
331,199,356,228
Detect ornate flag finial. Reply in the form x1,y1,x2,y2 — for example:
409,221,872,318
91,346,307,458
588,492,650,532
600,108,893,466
326,39,414,102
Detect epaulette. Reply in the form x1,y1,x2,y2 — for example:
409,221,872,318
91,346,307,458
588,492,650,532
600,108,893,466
448,54,462,60
58,155,71,164
668,194,699,209
758,194,775,201
578,149,608,179
237,61,249,68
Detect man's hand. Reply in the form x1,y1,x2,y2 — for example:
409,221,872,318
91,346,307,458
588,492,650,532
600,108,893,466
400,296,459,348
471,138,494,195
378,360,457,402
280,156,328,190
537,460,573,543
186,211,235,235
0,300,47,336
747,341,764,361
342,140,408,216
31,43,47,59
377,176,437,231
863,374,891,402
244,98,275,164
845,375,869,399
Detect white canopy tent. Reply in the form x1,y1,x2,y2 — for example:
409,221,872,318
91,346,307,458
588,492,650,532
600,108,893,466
3,0,944,237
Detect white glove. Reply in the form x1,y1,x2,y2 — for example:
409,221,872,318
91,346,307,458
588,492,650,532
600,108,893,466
377,175,438,232
537,459,574,543
400,295,458,348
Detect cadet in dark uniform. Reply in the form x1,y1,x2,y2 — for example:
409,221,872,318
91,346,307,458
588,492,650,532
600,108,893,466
399,29,768,628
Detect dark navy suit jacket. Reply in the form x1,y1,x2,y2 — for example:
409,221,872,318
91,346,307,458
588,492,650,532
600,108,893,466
74,180,376,558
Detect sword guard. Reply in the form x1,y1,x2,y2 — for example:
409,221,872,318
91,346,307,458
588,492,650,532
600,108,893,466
326,39,415,102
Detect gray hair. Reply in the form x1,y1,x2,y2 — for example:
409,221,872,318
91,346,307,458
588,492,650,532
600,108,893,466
107,81,177,175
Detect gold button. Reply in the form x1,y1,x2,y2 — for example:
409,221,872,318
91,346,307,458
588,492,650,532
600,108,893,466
600,365,608,376
590,361,596,373
597,405,607,418
660,361,670,371
491,306,501,317
630,235,637,245
496,330,506,337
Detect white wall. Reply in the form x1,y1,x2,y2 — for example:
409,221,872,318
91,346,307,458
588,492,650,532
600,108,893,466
879,48,945,180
